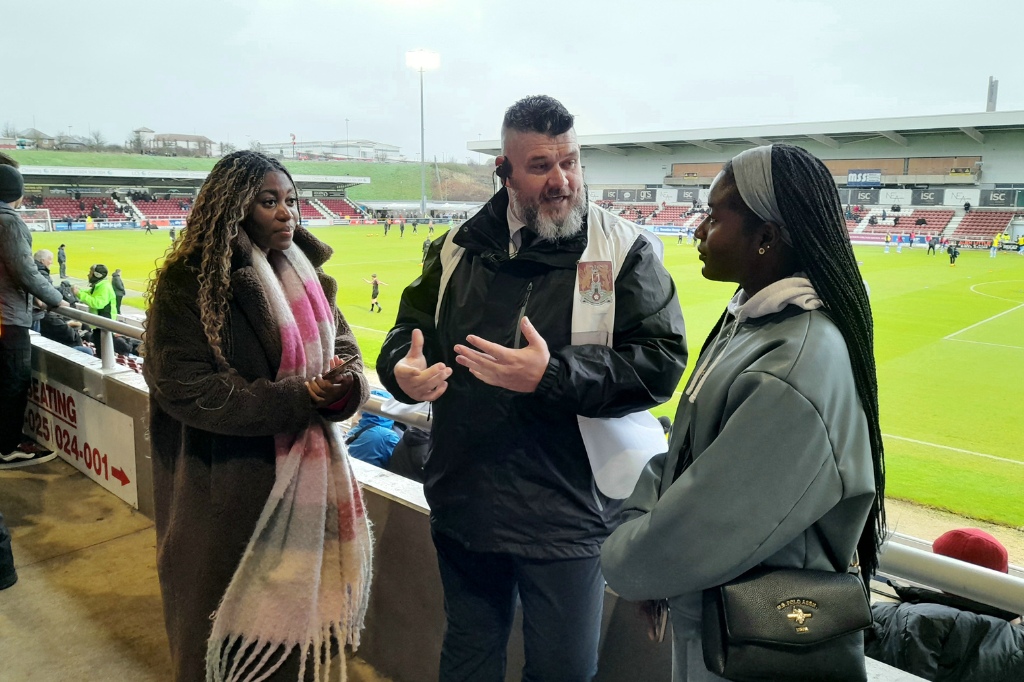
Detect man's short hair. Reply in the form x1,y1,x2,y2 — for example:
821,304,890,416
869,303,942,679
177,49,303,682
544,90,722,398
34,249,53,263
501,95,575,152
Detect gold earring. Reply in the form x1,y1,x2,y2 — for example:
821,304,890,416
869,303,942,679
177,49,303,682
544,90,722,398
758,247,766,255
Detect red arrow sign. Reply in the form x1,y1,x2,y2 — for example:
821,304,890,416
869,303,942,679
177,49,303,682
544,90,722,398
111,466,131,486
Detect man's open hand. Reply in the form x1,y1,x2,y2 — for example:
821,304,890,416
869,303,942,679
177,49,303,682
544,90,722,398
395,328,453,402
453,316,549,393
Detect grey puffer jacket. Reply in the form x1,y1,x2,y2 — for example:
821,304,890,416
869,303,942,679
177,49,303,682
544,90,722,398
602,278,875,682
0,205,63,327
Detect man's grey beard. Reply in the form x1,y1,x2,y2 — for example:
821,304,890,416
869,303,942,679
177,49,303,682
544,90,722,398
509,186,587,242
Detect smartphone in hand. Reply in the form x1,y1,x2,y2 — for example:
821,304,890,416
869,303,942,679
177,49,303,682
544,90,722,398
322,355,359,382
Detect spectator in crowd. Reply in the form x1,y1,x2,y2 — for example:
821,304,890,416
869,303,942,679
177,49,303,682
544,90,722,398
377,95,687,682
866,528,1022,682
111,268,126,314
0,161,66,468
143,151,371,681
31,249,56,332
57,243,67,278
39,310,94,355
73,264,117,320
964,201,972,213
345,389,401,468
602,144,884,682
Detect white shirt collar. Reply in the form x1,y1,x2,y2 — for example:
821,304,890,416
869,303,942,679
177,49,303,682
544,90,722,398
506,203,527,254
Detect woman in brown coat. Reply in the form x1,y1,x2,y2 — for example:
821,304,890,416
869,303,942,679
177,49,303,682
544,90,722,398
144,151,372,682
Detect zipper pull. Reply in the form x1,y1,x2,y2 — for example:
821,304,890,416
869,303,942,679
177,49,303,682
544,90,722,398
513,282,533,349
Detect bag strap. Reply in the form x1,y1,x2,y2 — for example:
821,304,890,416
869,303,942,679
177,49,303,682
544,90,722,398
344,424,373,446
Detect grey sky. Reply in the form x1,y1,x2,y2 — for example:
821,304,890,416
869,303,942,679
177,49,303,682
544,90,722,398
8,0,1022,163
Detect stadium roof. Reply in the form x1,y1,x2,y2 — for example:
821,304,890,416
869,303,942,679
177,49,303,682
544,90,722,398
467,110,1024,156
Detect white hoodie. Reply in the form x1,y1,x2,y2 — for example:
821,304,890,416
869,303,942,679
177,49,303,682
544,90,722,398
684,274,822,403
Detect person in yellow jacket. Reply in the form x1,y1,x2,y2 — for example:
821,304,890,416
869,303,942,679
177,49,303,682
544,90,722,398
72,264,117,319
990,234,1000,258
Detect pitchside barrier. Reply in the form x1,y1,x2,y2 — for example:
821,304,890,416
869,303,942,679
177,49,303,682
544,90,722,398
33,311,1023,681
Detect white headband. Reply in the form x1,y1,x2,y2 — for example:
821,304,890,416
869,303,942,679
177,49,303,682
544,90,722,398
731,145,792,245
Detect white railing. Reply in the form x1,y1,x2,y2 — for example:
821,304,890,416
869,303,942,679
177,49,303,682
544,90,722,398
52,304,144,371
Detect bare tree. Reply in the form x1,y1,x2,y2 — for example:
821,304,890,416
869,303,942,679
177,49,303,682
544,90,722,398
127,131,144,154
219,141,236,156
2,122,17,138
89,130,106,150
248,139,262,152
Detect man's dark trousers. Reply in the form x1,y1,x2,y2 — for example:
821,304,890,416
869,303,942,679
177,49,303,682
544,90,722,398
0,325,32,455
433,528,604,682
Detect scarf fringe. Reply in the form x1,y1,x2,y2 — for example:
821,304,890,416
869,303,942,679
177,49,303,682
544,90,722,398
206,616,367,682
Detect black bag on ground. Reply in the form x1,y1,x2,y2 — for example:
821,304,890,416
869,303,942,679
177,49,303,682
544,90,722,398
702,530,872,682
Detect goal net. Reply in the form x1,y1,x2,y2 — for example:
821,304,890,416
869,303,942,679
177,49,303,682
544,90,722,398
18,208,53,232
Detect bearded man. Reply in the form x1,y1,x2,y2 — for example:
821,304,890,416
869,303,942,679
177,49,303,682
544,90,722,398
377,95,687,682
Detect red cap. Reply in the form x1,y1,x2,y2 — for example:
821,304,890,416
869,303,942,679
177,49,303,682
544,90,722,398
933,528,1009,573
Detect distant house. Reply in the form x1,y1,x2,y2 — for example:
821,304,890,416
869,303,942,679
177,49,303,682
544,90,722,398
146,132,215,157
58,135,90,150
16,128,56,149
261,138,404,162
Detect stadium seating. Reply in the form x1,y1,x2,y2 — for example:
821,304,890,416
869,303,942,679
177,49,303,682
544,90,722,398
650,205,690,225
951,210,1015,240
855,209,953,235
318,198,362,218
132,199,191,219
37,196,120,219
298,199,327,220
611,202,658,222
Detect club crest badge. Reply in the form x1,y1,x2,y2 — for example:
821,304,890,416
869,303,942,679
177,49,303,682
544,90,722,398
578,261,613,306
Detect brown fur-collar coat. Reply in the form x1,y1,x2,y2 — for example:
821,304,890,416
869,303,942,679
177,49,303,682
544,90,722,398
143,226,368,682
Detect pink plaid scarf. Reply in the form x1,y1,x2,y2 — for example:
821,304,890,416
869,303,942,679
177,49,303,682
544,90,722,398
206,247,373,682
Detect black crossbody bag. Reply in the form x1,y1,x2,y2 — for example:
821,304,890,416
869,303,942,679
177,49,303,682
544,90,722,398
667,378,872,682
700,526,872,682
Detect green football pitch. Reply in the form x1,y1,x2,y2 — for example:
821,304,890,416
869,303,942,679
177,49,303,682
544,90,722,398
33,227,1024,528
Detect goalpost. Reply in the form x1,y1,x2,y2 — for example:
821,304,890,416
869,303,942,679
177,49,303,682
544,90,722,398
18,207,54,232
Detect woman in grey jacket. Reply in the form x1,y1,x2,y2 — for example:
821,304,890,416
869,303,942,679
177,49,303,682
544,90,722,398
602,144,885,681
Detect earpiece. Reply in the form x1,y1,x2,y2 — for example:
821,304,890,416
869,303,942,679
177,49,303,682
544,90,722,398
495,157,512,186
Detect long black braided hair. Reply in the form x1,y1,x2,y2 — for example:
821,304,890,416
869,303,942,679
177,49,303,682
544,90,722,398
701,143,885,577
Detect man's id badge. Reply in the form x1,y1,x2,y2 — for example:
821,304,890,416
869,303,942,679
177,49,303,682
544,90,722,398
578,261,613,305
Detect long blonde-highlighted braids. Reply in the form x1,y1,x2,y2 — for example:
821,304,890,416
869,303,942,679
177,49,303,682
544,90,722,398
146,151,296,372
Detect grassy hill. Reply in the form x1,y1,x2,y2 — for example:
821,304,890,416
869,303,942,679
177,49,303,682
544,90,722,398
7,150,494,202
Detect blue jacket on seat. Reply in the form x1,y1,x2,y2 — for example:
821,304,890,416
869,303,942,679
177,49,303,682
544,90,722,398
346,410,400,469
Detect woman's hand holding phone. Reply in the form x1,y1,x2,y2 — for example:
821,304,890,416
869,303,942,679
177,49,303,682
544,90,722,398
307,355,358,409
